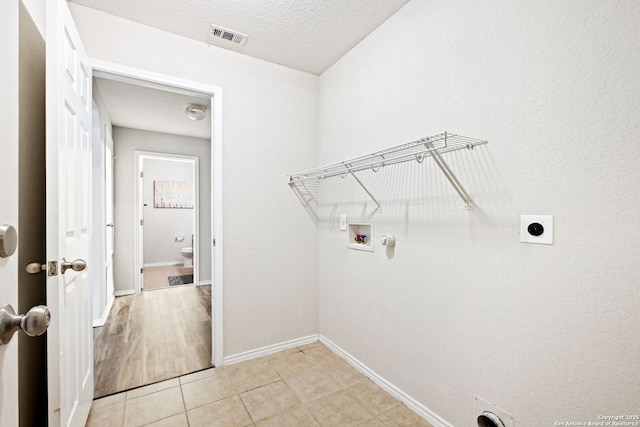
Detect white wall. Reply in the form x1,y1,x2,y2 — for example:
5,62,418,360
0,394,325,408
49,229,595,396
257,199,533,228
318,1,640,426
113,127,210,287
142,157,195,265
69,4,319,357
20,0,44,37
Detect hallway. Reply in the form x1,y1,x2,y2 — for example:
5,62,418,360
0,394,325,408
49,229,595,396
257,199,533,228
93,285,212,398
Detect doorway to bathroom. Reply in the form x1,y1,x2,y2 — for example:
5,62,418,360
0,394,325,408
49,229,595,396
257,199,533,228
136,152,199,291
89,61,224,399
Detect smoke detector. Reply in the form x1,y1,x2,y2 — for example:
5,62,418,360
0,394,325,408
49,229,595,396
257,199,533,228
210,25,248,46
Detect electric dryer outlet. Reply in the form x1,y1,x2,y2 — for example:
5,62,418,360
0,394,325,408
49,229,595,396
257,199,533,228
474,395,514,427
520,214,554,245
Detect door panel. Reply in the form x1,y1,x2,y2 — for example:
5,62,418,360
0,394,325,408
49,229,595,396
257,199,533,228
46,0,93,425
0,1,20,426
105,125,115,300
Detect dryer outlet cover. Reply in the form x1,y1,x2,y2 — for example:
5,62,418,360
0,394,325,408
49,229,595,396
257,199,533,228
520,215,553,245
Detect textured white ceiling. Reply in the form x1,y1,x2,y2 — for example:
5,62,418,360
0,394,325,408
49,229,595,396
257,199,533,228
94,77,212,139
67,0,410,75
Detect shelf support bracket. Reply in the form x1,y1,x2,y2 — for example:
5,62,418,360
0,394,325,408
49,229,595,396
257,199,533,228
424,140,475,210
288,179,315,208
348,171,382,213
288,178,319,223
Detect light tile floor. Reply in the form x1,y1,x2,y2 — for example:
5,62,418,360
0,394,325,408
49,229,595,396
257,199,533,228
143,265,194,290
87,342,434,427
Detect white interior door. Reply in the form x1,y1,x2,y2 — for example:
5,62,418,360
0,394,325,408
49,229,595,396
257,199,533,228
105,125,115,302
0,1,20,425
46,0,94,425
137,160,145,290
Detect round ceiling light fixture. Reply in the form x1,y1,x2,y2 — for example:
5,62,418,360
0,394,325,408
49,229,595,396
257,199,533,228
185,104,207,121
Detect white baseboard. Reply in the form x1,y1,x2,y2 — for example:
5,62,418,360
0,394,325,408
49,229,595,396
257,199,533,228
143,261,183,267
318,335,453,427
198,280,212,286
223,335,319,365
92,293,115,328
114,289,135,297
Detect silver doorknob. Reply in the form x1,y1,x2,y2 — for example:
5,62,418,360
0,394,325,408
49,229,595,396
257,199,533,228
0,304,50,345
61,258,87,274
106,223,114,227
26,262,46,274
25,261,58,276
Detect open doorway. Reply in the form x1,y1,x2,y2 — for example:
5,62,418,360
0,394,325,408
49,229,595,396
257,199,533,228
138,152,198,291
89,62,223,397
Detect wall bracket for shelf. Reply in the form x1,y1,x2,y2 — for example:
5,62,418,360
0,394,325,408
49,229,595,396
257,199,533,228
347,170,381,213
423,137,475,210
288,131,487,212
288,178,320,222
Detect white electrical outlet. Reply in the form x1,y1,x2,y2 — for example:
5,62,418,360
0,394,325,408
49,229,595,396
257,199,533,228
474,395,514,427
520,214,553,245
339,214,347,231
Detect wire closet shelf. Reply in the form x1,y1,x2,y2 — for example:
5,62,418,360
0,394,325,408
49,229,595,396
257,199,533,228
289,132,486,181
288,131,488,211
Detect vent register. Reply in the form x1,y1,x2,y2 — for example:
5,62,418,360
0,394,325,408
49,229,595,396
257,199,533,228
210,24,248,46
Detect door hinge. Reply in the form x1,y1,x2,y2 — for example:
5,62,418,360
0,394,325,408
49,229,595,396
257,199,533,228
140,268,143,274
140,219,144,226
212,238,216,247
140,171,143,178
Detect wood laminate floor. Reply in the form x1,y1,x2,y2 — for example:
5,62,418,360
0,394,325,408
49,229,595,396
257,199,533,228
93,284,212,398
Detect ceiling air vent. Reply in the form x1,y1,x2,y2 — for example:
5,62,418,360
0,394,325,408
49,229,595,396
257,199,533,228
210,25,247,46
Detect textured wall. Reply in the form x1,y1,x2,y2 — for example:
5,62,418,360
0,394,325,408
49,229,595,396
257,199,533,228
70,4,319,356
318,1,640,426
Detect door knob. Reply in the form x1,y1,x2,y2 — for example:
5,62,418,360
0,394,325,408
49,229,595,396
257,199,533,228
0,304,50,345
106,223,114,227
25,261,58,276
61,258,87,274
0,224,18,258
26,262,47,274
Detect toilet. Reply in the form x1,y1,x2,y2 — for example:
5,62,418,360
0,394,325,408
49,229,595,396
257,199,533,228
180,247,193,267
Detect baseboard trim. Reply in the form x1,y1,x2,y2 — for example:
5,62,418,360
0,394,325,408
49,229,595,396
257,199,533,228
114,289,135,297
223,334,319,365
198,280,212,286
92,294,115,328
318,335,453,427
143,261,183,268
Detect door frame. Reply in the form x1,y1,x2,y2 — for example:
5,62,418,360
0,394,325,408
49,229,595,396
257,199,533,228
88,58,224,367
134,151,200,292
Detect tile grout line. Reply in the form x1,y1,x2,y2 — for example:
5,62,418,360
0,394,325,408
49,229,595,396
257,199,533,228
237,390,256,426
236,378,256,426
179,380,190,427
121,394,127,427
